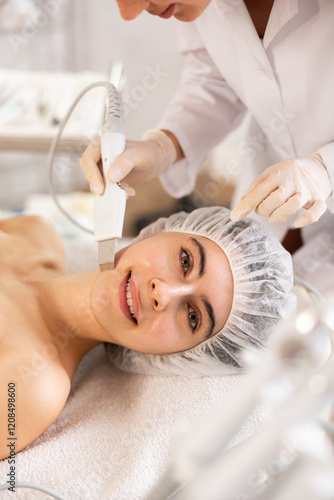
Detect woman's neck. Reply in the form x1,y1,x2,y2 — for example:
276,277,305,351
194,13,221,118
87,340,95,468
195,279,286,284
37,270,109,378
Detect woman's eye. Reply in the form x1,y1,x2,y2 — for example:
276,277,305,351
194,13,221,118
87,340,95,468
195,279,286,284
188,306,198,332
180,249,191,274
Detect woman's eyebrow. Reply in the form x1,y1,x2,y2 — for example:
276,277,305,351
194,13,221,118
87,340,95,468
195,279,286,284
189,237,205,277
202,297,216,341
188,237,216,339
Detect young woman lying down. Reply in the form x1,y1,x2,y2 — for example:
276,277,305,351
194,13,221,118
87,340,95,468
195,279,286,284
0,206,295,460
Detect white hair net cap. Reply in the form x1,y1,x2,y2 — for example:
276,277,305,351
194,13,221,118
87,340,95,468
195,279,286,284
105,207,296,377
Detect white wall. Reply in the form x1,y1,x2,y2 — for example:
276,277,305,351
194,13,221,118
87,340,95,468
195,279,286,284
0,0,183,135
71,0,183,138
0,0,75,71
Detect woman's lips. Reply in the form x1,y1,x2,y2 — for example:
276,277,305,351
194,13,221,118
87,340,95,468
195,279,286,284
118,272,140,324
129,274,140,322
158,3,176,19
119,273,136,323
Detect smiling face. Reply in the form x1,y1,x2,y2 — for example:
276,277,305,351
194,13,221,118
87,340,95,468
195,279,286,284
115,0,211,21
90,231,233,355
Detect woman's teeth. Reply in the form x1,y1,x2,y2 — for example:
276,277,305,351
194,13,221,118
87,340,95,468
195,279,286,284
126,276,137,323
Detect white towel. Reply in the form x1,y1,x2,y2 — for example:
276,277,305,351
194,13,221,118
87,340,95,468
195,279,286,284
0,238,273,500
0,344,273,500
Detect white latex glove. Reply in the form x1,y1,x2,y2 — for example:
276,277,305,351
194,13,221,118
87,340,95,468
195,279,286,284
230,153,332,228
79,129,177,195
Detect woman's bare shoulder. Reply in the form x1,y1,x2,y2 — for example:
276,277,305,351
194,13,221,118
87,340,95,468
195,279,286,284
0,352,71,460
0,215,65,274
0,215,63,248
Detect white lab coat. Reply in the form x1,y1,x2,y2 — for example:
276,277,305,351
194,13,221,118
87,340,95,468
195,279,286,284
158,0,334,294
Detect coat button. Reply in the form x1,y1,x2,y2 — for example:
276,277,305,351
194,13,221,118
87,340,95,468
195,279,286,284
261,68,274,80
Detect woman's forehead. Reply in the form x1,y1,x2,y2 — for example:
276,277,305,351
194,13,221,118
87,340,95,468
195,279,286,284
145,231,226,255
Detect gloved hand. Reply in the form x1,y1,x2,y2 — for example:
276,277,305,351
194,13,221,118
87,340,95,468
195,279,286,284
230,153,332,228
79,129,178,195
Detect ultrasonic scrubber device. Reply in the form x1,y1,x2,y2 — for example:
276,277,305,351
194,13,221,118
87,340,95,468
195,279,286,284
47,80,127,272
94,83,126,271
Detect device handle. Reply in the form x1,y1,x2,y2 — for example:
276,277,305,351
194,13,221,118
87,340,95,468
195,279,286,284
94,131,126,242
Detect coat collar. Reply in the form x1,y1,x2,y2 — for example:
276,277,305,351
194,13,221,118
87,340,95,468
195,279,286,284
209,0,299,66
263,0,299,48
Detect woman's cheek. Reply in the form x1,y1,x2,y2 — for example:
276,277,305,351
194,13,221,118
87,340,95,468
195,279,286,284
90,272,118,332
147,317,180,353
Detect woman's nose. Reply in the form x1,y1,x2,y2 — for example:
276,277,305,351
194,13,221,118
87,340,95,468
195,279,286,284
116,0,149,20
149,278,193,311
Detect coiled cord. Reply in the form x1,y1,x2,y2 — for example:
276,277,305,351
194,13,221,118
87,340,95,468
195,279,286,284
46,81,121,234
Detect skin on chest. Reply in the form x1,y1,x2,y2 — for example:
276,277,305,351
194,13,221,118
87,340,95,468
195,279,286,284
0,230,27,275
0,217,73,458
244,0,275,38
0,275,57,365
0,277,71,434
0,227,68,388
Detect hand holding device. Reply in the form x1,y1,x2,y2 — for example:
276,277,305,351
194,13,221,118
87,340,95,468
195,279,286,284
80,128,178,193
